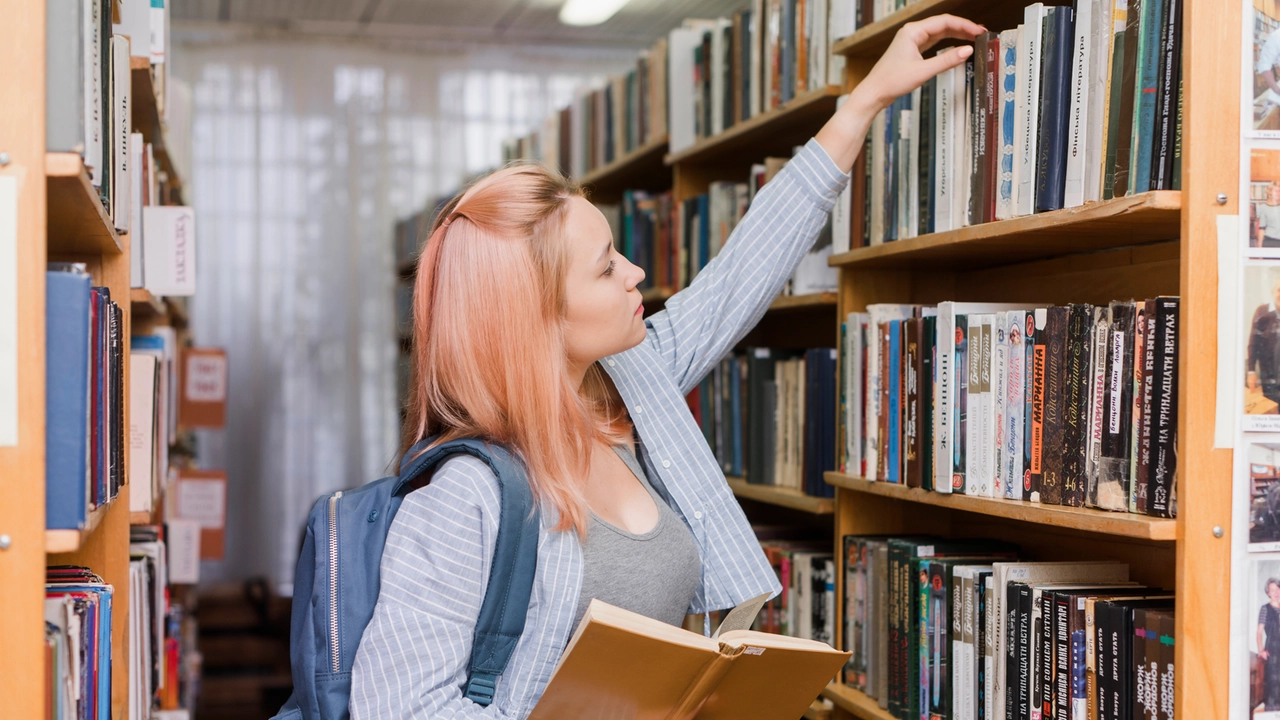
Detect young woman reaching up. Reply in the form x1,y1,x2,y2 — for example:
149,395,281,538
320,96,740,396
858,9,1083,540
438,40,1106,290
351,15,983,718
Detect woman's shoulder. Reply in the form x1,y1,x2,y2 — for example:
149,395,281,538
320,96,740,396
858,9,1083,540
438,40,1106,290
401,453,502,516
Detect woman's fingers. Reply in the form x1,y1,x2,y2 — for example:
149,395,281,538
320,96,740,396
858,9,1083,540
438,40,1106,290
902,14,986,53
916,44,975,79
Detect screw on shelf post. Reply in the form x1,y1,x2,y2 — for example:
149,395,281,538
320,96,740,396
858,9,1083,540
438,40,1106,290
1217,193,1229,205
0,534,11,550
1213,526,1225,538
0,152,9,167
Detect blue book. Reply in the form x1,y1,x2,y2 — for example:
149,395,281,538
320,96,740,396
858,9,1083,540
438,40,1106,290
46,269,92,530
697,194,710,272
1131,0,1166,194
888,319,903,483
1034,7,1076,213
730,357,743,477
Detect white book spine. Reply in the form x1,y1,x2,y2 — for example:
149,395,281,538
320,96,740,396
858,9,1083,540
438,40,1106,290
1087,312,1110,503
907,88,921,238
142,206,197,296
711,20,726,136
952,567,968,720
111,36,131,234
965,316,982,495
935,303,956,493
667,28,700,154
1064,0,1094,209
129,134,144,287
1084,0,1112,203
935,67,954,232
996,29,1020,221
750,0,763,118
1017,4,1047,216
993,317,1007,498
1004,311,1027,499
984,583,996,720
897,108,913,240
1011,23,1028,216
831,96,852,254
951,66,968,229
958,62,974,227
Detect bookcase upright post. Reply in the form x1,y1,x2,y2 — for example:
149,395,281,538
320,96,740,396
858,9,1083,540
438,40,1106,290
0,1,50,717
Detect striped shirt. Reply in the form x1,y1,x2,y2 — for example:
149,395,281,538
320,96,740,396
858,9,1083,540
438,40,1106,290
349,138,850,719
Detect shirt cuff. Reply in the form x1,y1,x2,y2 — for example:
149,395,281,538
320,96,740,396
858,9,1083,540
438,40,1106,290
785,138,852,213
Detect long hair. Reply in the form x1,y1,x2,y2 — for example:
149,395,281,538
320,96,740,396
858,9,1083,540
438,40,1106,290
400,162,632,535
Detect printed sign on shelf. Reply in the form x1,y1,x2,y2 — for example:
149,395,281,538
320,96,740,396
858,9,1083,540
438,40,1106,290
174,469,227,560
180,347,227,428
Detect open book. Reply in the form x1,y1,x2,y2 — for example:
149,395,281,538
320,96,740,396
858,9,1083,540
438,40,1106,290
528,595,849,720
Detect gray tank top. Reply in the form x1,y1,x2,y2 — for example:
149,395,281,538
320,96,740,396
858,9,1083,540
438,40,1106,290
570,445,702,630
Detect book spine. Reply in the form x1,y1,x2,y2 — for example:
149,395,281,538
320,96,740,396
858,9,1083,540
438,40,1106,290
1017,5,1045,216
994,316,1008,499
1086,599,1100,720
966,317,983,495
888,544,902,717
1063,0,1093,209
889,319,902,483
984,34,1001,223
1017,585,1034,720
1129,0,1165,195
970,33,992,225
1034,8,1075,213
936,67,954,232
1136,301,1156,513
983,575,995,720
1054,595,1070,720
919,78,935,236
1148,297,1179,517
997,30,1020,221
1101,1,1127,200
1005,583,1020,720
1005,311,1027,500
1112,0,1142,197
1039,307,1069,504
1062,304,1092,507
1098,303,1135,511
922,316,936,491
1028,311,1046,502
1036,590,1053,720
937,306,956,492
1086,311,1110,507
906,319,923,487
956,316,971,493
1150,0,1180,190
1129,303,1148,513
908,556,924,720
981,317,995,497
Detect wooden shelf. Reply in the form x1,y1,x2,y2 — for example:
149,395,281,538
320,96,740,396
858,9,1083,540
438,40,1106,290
130,287,166,317
821,683,894,720
830,0,1032,60
45,153,124,255
665,86,843,166
579,135,670,201
825,472,1177,541
131,55,184,198
829,191,1181,270
804,699,834,720
165,297,189,328
641,286,675,306
727,477,834,514
770,291,837,311
45,498,113,554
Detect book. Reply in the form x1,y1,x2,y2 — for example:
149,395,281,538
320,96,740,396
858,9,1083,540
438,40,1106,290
527,597,849,720
1147,297,1178,518
141,206,197,296
1039,306,1069,505
1016,4,1048,216
1063,0,1095,209
1062,304,1093,507
1034,7,1076,213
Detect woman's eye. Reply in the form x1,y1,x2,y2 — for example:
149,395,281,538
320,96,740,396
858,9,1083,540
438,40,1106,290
604,260,616,277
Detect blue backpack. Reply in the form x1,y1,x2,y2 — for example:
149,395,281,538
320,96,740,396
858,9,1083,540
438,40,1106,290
271,437,541,719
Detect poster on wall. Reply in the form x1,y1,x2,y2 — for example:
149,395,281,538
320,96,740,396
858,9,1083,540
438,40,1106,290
1252,0,1280,138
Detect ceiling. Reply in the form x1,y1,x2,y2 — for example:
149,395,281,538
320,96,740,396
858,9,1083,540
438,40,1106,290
172,0,752,50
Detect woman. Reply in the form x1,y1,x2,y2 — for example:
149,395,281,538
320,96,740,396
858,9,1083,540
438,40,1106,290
1260,577,1280,712
350,15,982,718
1258,181,1280,247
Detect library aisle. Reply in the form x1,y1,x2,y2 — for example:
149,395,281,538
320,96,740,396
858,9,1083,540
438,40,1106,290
0,0,1249,718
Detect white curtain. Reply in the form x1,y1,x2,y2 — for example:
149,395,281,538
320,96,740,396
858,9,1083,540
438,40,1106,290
173,38,635,591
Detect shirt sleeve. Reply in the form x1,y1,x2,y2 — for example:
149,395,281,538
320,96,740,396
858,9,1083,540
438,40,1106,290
1260,30,1280,74
641,139,850,395
350,457,518,719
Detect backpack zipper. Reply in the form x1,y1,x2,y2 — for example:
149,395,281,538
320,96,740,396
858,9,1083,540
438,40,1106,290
328,491,343,673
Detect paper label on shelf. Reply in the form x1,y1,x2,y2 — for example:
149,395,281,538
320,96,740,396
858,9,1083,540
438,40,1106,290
184,352,226,402
1217,214,1241,449
167,519,200,584
176,477,225,528
0,176,16,447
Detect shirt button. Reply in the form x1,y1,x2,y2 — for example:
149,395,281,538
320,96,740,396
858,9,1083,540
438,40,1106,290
607,359,615,367
694,511,703,520
634,406,642,414
662,460,671,469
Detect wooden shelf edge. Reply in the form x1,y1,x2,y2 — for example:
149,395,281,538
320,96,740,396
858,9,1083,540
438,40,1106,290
45,498,114,554
831,0,963,58
579,135,669,187
727,477,834,514
804,699,834,720
822,683,895,720
829,191,1182,269
44,152,125,255
665,85,842,166
641,289,835,313
130,287,166,317
825,472,1177,541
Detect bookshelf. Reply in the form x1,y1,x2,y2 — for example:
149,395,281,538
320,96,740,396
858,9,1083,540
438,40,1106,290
727,477,835,515
580,134,670,205
821,1,1232,718
0,3,192,716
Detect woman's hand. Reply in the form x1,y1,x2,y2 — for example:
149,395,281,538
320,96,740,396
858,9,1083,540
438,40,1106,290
816,14,985,172
855,14,986,113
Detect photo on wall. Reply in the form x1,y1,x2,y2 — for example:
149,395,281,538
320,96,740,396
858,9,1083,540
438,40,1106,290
1242,263,1280,429
1248,438,1280,551
1248,555,1280,718
1249,148,1280,257
1253,0,1280,137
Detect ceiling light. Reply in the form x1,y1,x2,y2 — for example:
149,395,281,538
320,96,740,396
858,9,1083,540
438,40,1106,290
559,0,631,26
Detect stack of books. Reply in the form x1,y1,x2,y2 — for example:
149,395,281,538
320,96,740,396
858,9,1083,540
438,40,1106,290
757,541,837,644
841,537,1175,720
46,264,126,531
503,36,669,175
841,299,1180,518
45,566,117,720
835,0,1184,247
130,328,178,515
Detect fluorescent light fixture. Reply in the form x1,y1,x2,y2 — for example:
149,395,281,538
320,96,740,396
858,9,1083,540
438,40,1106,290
559,0,631,26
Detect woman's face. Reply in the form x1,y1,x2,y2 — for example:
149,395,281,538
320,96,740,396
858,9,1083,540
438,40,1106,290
562,196,647,376
1270,581,1280,602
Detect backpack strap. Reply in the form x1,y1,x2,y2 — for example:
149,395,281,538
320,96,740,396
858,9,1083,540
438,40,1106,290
395,437,540,707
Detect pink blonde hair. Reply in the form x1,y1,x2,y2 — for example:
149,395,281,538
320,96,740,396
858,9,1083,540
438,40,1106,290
401,163,632,535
